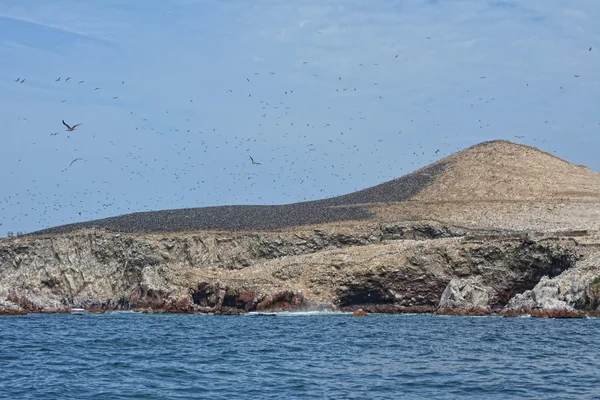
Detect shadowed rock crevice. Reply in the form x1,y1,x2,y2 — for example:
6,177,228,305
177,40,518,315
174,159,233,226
338,289,395,307
491,241,579,307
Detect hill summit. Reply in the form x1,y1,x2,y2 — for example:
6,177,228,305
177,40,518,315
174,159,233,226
31,140,600,234
413,140,600,202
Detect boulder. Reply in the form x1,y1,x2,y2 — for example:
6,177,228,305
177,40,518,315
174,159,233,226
504,276,574,312
352,309,368,317
438,277,494,311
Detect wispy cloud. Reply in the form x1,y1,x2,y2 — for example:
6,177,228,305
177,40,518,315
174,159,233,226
0,14,112,44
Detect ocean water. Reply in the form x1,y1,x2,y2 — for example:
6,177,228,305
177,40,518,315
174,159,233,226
1,313,599,399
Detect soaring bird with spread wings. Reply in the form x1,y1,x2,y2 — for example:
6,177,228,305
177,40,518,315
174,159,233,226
68,158,83,168
62,120,82,131
249,156,261,165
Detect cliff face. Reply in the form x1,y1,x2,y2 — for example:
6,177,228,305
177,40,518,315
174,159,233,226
2,221,599,315
0,221,460,313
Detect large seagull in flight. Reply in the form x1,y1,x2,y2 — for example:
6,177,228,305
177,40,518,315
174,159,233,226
62,120,82,131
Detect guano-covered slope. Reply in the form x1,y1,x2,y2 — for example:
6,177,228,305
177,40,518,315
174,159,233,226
30,140,600,235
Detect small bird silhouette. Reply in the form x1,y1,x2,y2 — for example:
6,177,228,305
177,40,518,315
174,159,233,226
249,156,261,165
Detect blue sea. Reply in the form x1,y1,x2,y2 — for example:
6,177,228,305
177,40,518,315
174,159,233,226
1,312,599,399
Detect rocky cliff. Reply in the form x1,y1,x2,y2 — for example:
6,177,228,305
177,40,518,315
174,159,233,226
3,141,600,316
2,222,600,316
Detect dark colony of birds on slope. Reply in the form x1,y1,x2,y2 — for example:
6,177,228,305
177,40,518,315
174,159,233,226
3,44,596,235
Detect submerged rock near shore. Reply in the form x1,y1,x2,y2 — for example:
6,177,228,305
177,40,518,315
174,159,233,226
3,141,600,317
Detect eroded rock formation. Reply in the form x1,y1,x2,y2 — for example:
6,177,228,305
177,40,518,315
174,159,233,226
2,222,599,316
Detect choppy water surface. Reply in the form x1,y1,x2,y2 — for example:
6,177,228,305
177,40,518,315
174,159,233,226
1,313,599,399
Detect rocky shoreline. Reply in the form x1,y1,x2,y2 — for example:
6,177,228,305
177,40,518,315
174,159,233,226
2,221,600,318
2,305,596,319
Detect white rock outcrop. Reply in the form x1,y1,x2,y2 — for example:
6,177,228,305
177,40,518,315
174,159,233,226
439,277,494,311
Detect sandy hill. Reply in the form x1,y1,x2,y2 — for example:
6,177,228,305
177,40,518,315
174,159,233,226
413,140,600,202
31,140,600,234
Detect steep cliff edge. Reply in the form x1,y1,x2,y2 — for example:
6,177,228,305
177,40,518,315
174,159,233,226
3,141,600,316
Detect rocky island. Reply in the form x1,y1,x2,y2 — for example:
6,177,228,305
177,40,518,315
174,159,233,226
2,140,600,317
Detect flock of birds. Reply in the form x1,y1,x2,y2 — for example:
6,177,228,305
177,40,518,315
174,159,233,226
1,41,596,234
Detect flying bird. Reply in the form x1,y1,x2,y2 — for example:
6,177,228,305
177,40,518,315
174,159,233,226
68,158,83,168
249,156,261,165
56,77,61,82
62,120,82,131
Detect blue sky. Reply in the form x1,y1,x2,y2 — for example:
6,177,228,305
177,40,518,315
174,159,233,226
0,0,598,233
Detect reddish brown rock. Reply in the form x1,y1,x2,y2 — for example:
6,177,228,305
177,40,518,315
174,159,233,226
215,307,246,315
530,309,587,319
0,308,28,316
352,309,368,317
500,309,588,318
256,290,304,311
344,305,436,314
435,307,492,316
